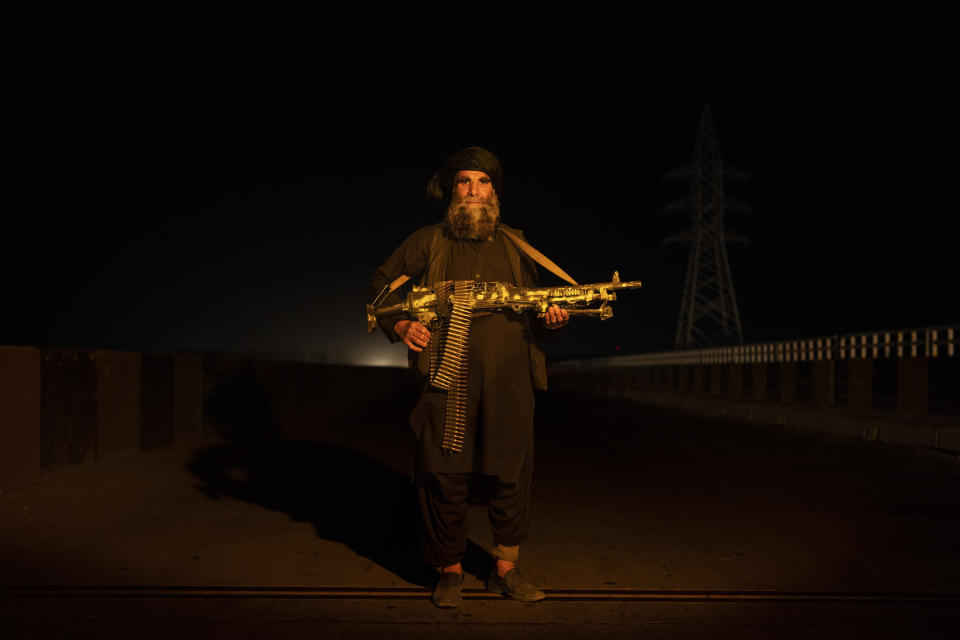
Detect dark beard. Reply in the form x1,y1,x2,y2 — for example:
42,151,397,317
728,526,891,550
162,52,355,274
445,198,501,241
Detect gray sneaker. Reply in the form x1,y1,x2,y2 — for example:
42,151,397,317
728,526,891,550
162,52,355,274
431,571,464,608
486,566,546,602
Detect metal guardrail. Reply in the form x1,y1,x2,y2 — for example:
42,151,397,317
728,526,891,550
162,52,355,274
551,325,960,370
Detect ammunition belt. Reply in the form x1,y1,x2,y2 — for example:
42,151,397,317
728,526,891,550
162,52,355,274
428,281,476,454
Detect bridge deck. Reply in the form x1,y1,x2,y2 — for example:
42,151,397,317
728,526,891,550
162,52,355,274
2,389,958,638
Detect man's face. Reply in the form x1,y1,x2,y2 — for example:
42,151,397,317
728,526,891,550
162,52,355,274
446,170,500,240
452,170,495,205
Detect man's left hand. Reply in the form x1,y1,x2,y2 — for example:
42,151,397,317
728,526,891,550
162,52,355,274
541,304,569,330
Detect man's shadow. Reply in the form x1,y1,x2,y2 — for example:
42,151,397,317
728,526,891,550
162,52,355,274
186,377,493,588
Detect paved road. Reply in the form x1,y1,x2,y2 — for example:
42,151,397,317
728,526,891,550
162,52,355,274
2,387,959,638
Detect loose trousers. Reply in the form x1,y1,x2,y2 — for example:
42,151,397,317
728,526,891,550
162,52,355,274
416,445,533,568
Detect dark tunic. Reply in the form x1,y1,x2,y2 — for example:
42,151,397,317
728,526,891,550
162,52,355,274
370,223,559,483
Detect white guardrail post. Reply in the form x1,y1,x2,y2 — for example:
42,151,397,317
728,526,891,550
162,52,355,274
549,325,959,417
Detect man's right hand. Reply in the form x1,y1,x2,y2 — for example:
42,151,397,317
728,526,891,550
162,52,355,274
395,320,431,352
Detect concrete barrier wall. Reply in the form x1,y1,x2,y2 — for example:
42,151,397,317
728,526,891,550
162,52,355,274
93,350,141,458
550,355,960,456
40,348,97,472
898,357,929,416
752,363,766,401
929,357,960,415
1,344,416,492
141,354,173,451
0,347,42,490
811,360,834,407
174,354,203,446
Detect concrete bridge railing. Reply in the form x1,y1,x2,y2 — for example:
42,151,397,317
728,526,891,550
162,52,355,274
548,325,960,456
0,346,416,493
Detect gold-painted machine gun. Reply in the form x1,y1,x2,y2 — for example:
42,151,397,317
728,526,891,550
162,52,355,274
367,271,642,334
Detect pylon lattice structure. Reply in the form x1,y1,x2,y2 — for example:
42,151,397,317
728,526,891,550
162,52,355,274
665,105,749,349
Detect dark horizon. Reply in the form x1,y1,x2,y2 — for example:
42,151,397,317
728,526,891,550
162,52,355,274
4,36,958,366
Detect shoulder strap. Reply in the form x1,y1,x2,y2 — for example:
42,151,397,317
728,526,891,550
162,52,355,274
499,226,579,286
387,273,410,293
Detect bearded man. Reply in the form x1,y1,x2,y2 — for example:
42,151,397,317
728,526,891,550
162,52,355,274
370,146,568,608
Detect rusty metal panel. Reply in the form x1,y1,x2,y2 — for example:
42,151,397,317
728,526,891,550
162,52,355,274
174,354,203,446
40,348,97,471
140,354,173,450
92,350,141,458
0,346,42,489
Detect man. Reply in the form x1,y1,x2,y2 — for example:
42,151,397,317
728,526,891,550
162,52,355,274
370,146,569,608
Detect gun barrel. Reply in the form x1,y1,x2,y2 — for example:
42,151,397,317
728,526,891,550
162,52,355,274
372,302,405,319
547,305,614,320
604,280,643,290
367,302,406,334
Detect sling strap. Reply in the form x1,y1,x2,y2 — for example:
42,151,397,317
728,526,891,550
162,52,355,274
498,227,579,286
386,274,410,293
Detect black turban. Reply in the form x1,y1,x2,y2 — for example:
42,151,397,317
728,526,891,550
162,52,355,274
434,146,504,201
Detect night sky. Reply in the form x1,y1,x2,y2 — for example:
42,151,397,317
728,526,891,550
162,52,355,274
5,36,957,367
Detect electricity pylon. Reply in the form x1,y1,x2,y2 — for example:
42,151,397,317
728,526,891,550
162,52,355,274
665,104,749,349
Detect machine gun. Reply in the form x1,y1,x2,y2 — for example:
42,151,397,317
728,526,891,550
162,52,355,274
367,271,642,334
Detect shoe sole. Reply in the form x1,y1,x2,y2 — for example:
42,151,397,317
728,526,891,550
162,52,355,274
487,586,546,603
